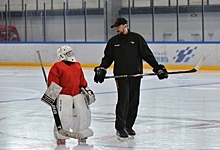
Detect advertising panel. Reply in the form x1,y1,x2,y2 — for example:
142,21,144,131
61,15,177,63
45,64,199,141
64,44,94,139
0,43,219,68
150,43,217,66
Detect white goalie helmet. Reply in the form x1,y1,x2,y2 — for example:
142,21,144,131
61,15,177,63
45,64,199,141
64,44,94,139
57,45,76,62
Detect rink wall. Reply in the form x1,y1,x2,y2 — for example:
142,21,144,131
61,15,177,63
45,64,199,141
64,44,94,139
0,42,220,70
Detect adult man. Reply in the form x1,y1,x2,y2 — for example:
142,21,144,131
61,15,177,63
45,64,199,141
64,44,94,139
48,45,95,145
94,18,168,140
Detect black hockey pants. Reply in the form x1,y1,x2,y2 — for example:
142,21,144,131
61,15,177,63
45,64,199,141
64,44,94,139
115,77,141,131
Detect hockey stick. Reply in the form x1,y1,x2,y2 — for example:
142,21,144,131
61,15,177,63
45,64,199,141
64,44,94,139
36,50,79,139
105,55,205,79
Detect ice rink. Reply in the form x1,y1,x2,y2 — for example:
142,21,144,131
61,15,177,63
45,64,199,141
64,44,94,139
0,66,220,150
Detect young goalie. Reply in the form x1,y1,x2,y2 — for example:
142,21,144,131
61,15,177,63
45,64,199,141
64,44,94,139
47,45,95,145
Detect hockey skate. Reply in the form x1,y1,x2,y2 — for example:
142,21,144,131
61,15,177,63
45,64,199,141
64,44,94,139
78,137,87,145
116,129,128,141
57,139,66,146
126,128,136,140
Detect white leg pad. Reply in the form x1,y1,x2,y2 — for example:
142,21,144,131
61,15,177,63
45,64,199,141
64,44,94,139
78,128,94,139
72,93,93,138
53,93,93,139
54,94,73,140
57,94,73,119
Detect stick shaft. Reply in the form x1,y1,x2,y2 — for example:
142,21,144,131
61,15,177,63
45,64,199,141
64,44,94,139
105,55,205,79
37,50,48,86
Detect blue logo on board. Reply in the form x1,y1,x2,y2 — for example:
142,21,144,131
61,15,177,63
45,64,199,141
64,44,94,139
173,46,197,63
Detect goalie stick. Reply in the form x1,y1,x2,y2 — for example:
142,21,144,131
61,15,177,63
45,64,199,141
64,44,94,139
37,50,79,139
105,55,205,79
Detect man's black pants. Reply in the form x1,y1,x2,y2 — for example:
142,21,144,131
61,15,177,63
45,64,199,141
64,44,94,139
115,77,141,131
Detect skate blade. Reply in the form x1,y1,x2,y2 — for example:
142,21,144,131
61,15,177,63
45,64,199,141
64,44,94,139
117,136,128,142
128,135,134,140
77,143,93,147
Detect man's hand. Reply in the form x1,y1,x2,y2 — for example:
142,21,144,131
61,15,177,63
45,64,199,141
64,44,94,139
94,66,107,83
153,64,168,80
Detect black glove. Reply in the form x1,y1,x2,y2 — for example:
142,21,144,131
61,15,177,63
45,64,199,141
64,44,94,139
94,66,107,83
153,64,168,80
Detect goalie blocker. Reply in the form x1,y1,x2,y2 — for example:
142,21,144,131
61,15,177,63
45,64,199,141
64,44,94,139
41,82,62,106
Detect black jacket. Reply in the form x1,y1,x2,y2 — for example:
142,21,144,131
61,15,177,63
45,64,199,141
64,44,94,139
100,30,159,75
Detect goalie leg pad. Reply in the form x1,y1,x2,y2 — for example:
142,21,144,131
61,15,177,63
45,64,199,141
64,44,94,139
71,93,93,138
78,128,94,139
70,108,80,133
57,94,73,119
53,94,73,140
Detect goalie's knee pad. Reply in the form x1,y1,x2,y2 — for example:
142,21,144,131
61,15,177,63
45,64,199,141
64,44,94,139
72,93,93,138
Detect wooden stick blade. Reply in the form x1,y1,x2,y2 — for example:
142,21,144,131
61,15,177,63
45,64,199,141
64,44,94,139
59,129,79,139
194,55,205,71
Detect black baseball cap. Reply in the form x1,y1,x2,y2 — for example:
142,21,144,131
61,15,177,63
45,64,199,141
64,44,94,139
111,18,128,28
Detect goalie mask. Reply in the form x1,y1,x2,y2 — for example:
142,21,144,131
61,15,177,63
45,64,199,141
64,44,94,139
57,45,76,62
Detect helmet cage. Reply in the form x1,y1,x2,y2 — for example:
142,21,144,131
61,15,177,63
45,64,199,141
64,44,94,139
57,45,76,62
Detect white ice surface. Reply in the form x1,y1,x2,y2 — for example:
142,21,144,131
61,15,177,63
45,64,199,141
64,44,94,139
0,66,220,150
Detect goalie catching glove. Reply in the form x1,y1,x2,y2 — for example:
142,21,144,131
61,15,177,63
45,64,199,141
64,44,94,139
81,87,95,105
153,64,168,80
94,66,107,83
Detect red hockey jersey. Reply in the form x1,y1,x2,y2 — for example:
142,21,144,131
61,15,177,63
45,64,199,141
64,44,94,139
48,61,87,96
